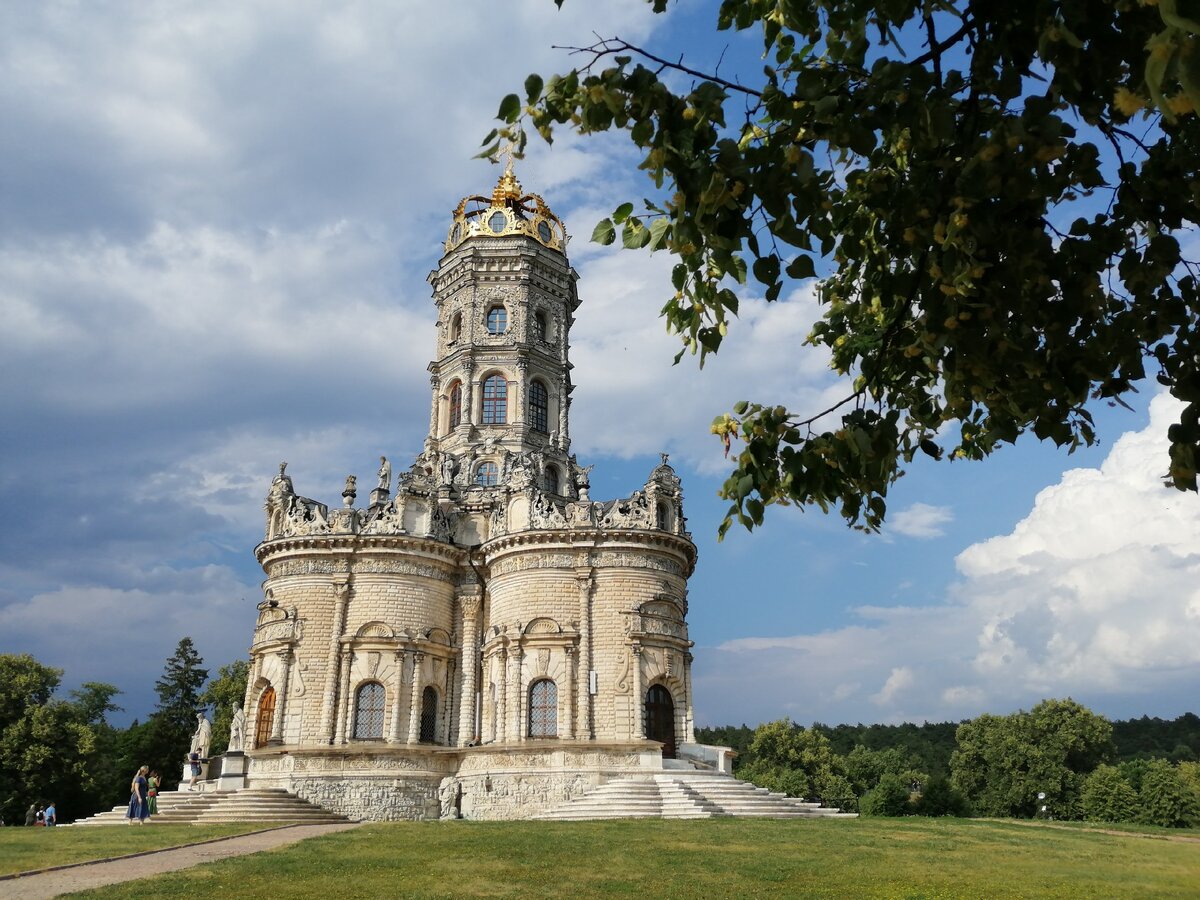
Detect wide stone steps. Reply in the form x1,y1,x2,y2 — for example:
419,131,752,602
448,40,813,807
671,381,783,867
533,771,856,821
73,789,349,826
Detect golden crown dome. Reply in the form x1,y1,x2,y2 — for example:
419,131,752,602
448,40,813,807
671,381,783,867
445,162,568,254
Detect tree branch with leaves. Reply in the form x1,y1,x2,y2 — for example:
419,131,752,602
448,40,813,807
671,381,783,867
489,0,1200,536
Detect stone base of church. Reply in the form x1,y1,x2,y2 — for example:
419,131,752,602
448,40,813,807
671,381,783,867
243,741,666,821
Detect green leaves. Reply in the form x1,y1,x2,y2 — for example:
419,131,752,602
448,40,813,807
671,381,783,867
494,0,1200,536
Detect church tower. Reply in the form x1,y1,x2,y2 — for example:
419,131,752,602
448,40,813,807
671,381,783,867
427,164,577,500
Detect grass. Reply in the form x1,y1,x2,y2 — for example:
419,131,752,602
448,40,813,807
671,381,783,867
0,823,272,877
60,817,1200,899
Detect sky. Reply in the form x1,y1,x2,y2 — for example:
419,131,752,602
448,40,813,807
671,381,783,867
2,1,1197,730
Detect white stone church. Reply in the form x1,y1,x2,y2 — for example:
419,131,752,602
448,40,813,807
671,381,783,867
231,169,835,822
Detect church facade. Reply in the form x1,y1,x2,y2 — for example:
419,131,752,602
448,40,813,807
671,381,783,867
241,169,707,820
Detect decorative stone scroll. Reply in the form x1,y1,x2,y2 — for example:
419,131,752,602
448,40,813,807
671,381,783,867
591,552,684,577
488,553,579,577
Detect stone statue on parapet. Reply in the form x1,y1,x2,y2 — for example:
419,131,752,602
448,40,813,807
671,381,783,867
191,712,212,757
228,706,246,752
377,456,391,492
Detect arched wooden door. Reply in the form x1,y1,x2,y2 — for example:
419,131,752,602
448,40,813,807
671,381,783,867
254,686,276,748
645,684,676,759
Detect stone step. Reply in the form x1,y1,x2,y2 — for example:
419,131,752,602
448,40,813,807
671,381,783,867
72,789,350,826
534,772,858,821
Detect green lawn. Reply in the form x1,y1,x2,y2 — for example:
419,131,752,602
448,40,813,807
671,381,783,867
63,818,1200,899
0,823,271,877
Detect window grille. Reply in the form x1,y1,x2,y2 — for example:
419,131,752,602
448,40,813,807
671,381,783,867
486,306,507,334
482,375,507,424
352,682,386,739
476,461,499,486
449,382,462,428
528,679,557,737
529,380,549,433
420,686,438,743
544,466,559,495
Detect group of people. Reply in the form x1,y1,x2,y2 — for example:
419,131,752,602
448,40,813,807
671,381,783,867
23,802,57,826
125,767,161,824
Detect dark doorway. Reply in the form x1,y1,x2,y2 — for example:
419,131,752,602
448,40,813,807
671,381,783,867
645,684,676,759
420,685,438,743
255,686,276,748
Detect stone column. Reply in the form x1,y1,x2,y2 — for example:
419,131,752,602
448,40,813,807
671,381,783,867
406,652,425,744
462,362,476,427
333,648,352,744
496,647,508,742
507,646,523,742
558,384,570,447
631,646,645,740
514,360,527,425
457,596,481,746
563,646,575,739
389,649,406,743
683,650,696,742
428,374,441,437
269,648,292,743
320,582,352,743
444,658,456,745
575,573,593,739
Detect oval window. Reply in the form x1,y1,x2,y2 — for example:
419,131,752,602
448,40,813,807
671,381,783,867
489,211,507,233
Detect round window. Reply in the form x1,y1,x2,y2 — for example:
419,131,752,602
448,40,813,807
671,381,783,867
489,211,507,234
537,220,552,243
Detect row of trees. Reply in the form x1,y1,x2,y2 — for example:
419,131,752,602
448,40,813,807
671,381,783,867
706,699,1200,827
0,642,247,825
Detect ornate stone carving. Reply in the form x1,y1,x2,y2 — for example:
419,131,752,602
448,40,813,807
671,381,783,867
529,491,567,530
488,553,578,577
599,490,654,530
592,552,683,576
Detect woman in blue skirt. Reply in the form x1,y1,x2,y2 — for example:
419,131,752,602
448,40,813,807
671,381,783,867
126,766,150,824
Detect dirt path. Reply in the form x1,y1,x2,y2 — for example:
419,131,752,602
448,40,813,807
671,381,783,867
0,823,359,899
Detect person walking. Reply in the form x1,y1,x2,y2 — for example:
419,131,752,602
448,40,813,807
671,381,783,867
44,801,56,826
147,770,160,815
35,806,45,826
126,766,150,824
24,804,36,826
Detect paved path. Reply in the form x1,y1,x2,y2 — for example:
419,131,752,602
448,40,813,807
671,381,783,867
0,823,359,899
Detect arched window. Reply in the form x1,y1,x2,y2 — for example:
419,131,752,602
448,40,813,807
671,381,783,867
528,679,557,737
486,306,507,334
657,501,671,530
476,461,498,486
482,375,507,424
544,466,559,495
529,380,549,433
352,682,386,740
534,311,548,341
419,686,439,743
449,312,462,342
449,382,463,429
254,686,276,749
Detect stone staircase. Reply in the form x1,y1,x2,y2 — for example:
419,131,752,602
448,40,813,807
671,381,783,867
73,789,350,826
532,770,856,821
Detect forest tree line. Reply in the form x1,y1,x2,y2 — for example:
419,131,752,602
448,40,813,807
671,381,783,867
698,702,1200,826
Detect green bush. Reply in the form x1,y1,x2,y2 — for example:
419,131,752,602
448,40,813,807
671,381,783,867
860,773,912,817
1081,765,1138,823
1138,760,1200,828
914,775,969,817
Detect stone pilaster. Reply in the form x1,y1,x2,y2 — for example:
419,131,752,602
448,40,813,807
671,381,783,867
269,648,292,743
406,653,425,744
563,645,575,739
683,650,696,742
320,581,352,743
631,645,645,740
458,595,481,745
496,647,508,742
575,572,593,739
389,649,406,743
333,648,352,744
